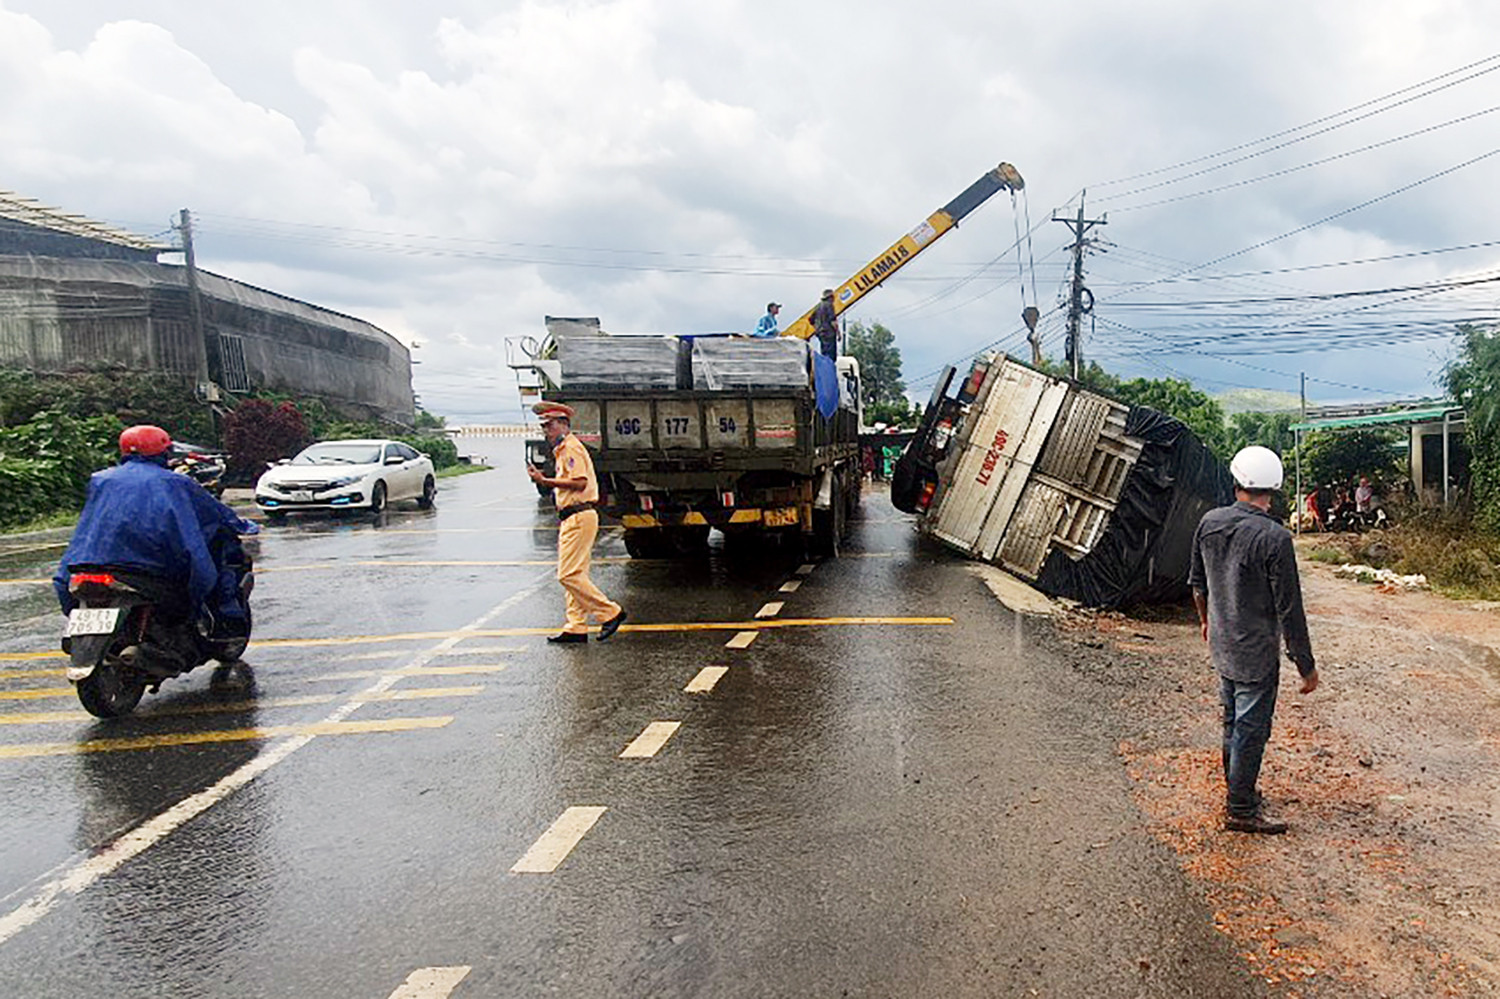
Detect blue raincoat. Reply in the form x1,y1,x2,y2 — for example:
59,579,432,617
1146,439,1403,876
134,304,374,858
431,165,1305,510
53,456,256,619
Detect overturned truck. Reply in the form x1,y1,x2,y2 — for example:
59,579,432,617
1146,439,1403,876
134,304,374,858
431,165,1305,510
892,356,1233,607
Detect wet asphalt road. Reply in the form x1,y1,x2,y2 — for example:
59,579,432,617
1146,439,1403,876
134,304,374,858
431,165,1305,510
0,436,1263,998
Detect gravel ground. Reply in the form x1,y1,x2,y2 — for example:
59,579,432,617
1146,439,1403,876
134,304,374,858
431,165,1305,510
1044,536,1500,998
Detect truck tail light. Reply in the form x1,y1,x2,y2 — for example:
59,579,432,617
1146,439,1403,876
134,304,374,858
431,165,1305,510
917,481,937,511
720,490,735,507
640,494,654,512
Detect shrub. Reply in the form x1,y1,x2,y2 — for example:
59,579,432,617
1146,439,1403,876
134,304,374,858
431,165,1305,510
0,409,121,528
224,400,309,483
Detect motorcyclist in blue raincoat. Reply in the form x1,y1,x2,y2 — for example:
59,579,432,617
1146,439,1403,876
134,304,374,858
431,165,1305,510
54,425,258,637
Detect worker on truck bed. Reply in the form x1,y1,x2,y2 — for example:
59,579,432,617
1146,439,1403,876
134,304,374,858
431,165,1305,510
811,288,838,359
754,301,781,338
526,402,628,645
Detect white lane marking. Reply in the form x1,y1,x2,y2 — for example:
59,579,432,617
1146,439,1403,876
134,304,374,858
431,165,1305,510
796,563,816,576
755,601,783,619
684,666,728,694
434,645,525,656
779,580,802,593
725,631,758,649
510,806,608,874
307,665,507,682
388,966,472,999
0,572,553,946
619,720,682,759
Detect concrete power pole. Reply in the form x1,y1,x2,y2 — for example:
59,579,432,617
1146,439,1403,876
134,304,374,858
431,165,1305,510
1054,195,1107,380
177,208,213,393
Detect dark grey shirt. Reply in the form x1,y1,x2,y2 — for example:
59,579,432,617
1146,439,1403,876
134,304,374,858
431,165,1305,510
1189,501,1315,681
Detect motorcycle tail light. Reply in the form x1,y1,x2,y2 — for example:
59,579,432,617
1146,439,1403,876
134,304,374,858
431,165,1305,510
70,572,117,588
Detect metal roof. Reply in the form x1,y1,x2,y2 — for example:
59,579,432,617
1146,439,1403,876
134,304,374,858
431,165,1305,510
0,191,169,252
1291,405,1463,432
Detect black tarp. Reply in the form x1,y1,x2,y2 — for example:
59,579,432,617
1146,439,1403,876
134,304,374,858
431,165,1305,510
1032,405,1234,608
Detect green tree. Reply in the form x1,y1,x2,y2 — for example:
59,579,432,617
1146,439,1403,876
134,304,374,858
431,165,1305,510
1228,410,1296,457
1114,377,1232,458
845,321,906,409
1299,429,1401,490
1444,323,1500,527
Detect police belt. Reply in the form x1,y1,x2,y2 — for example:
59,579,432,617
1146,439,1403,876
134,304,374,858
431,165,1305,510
557,502,596,522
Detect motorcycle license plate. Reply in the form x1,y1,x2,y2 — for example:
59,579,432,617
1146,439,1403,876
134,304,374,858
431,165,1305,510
291,490,313,502
66,607,121,636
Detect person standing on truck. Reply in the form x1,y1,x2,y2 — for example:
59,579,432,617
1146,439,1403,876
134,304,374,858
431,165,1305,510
1189,445,1320,835
754,301,781,338
811,288,839,358
526,402,628,644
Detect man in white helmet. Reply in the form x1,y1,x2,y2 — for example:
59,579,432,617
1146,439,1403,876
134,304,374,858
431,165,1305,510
1189,445,1320,834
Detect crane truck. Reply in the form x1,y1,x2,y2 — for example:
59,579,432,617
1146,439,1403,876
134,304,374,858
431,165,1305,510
513,161,1026,558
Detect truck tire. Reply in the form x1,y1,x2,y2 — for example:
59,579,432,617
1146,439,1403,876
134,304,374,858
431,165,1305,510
811,470,848,558
624,529,665,559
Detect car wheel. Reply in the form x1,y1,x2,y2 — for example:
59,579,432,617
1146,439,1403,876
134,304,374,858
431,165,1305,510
417,476,436,509
370,481,387,515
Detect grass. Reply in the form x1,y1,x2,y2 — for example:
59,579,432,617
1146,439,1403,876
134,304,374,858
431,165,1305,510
0,509,79,536
1300,511,1500,601
438,463,493,479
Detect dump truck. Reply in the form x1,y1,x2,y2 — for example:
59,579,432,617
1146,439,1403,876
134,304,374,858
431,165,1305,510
892,354,1232,607
515,326,862,556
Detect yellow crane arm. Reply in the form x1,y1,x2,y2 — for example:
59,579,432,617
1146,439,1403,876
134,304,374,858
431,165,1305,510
782,162,1024,341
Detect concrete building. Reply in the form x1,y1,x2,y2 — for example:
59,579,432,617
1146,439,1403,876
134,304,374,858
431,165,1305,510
0,192,414,425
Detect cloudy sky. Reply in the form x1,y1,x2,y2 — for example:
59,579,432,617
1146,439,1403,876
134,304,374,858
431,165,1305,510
4,0,1499,421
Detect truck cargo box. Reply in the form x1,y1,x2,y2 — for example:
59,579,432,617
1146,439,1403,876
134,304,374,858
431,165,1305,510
896,356,1232,607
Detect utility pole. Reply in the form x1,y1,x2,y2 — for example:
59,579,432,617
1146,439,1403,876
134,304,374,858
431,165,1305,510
1296,371,1306,535
176,208,213,392
1054,194,1106,380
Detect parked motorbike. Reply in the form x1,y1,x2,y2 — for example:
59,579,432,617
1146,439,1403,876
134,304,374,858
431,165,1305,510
168,444,227,498
61,542,253,718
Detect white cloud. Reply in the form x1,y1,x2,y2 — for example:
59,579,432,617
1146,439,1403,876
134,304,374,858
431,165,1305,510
3,0,1500,417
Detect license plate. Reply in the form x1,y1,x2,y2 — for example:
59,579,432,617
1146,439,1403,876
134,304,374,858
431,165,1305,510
292,490,314,502
66,607,121,637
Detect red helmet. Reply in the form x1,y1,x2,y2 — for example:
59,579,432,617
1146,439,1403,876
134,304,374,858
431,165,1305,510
119,425,172,457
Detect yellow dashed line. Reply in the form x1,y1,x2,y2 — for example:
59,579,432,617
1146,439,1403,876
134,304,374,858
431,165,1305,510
0,686,481,726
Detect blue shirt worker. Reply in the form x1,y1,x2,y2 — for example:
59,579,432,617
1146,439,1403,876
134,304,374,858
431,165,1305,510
1189,445,1320,835
526,402,627,644
753,301,781,338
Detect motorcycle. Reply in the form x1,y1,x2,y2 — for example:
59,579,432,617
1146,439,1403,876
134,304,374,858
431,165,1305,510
168,444,227,498
61,540,254,718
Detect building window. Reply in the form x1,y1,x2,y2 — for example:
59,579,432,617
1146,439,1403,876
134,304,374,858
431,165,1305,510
219,332,250,392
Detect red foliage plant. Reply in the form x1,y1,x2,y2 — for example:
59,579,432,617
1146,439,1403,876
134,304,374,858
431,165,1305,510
224,400,308,483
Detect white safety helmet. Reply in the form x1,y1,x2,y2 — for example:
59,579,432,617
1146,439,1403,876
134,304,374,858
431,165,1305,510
1229,445,1284,490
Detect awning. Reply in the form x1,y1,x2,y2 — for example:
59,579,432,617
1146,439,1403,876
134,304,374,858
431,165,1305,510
1291,405,1462,433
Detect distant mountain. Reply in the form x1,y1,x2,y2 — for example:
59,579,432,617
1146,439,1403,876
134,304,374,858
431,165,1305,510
1216,388,1304,415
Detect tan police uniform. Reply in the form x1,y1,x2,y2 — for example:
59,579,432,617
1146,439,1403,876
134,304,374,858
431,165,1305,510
551,430,622,635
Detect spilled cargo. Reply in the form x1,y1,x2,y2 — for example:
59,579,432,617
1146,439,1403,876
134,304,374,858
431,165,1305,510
892,355,1233,608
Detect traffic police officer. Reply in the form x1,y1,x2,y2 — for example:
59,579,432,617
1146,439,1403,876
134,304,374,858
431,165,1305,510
527,402,627,643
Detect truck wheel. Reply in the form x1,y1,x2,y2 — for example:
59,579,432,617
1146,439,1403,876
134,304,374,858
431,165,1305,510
667,525,710,556
624,529,665,559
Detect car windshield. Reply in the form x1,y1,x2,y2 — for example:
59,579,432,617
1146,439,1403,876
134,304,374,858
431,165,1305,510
291,443,383,466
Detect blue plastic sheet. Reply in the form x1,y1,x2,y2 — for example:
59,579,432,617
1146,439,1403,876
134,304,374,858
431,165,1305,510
812,351,839,420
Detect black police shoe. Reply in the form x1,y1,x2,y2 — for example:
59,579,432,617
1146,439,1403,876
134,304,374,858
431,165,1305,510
547,632,588,644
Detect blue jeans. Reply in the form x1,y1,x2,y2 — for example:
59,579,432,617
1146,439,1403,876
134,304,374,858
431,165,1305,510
1220,672,1279,817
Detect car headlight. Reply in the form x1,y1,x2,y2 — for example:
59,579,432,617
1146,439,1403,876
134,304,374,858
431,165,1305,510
324,475,362,489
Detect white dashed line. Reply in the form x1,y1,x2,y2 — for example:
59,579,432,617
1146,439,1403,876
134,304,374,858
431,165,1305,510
387,966,472,998
778,580,802,593
306,665,508,682
755,601,784,618
685,666,729,694
796,564,816,576
725,631,758,649
511,806,608,874
619,720,682,759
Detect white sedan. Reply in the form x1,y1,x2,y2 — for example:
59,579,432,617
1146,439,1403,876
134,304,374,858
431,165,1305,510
255,439,436,518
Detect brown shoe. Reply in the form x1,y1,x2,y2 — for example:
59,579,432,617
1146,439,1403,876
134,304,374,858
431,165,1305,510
1224,812,1288,835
